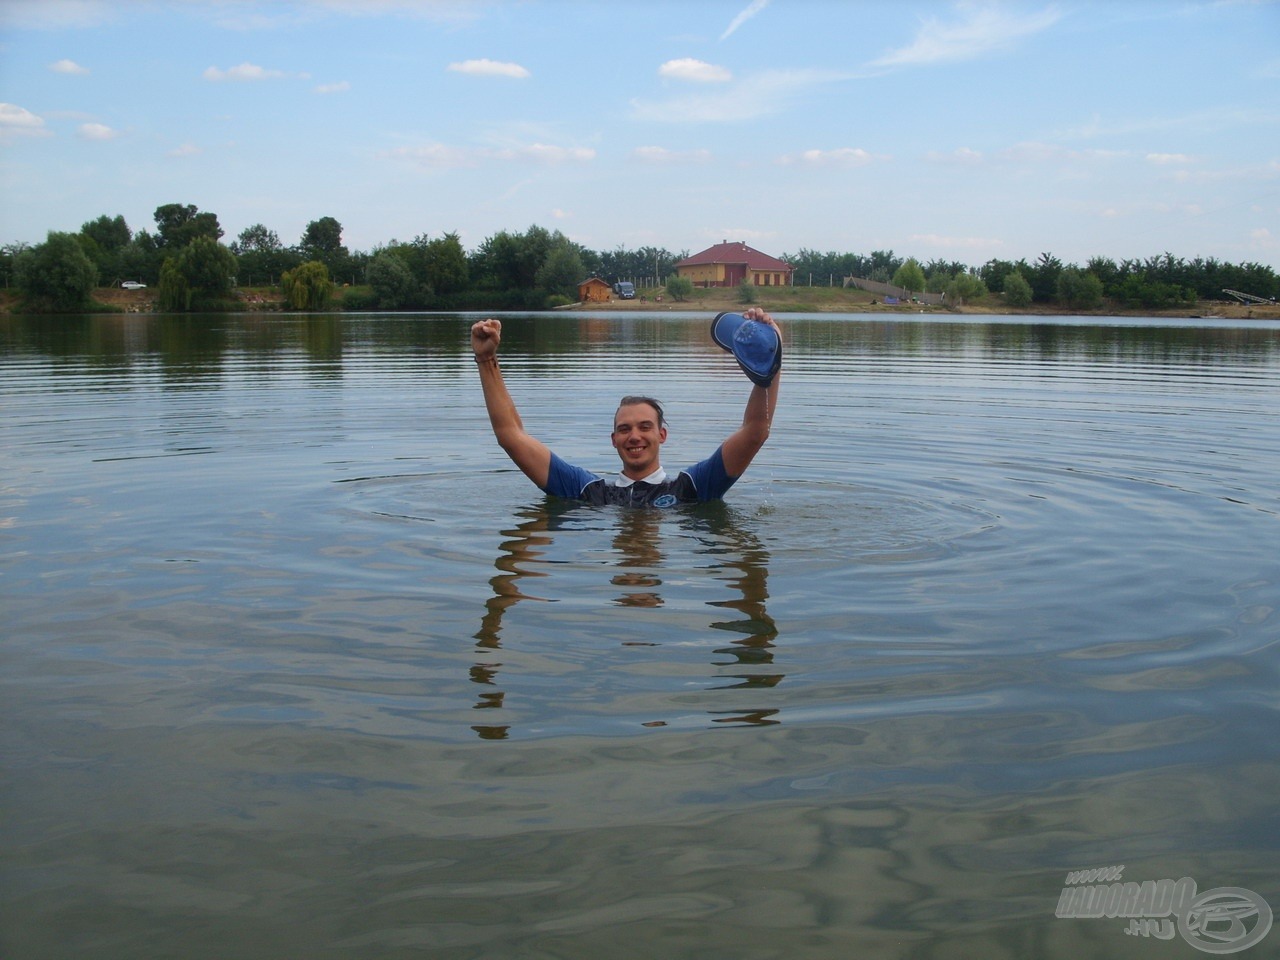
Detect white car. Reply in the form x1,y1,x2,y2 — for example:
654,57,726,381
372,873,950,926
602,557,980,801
121,281,147,290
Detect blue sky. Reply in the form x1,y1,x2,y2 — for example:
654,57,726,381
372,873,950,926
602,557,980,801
2,0,1278,268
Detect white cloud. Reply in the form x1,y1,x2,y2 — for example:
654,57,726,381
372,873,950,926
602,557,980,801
632,68,852,123
721,0,771,41
387,143,475,169
49,58,89,75
997,141,1126,164
632,145,712,163
447,59,530,79
168,143,202,158
1146,152,1193,165
498,143,594,163
869,4,1061,69
778,147,881,167
926,146,985,164
0,102,50,138
387,141,593,169
658,58,732,83
203,63,288,82
315,81,351,94
78,122,119,140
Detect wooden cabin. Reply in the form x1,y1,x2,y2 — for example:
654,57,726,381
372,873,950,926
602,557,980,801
577,277,612,303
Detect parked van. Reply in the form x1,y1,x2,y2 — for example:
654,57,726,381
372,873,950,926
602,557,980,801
613,281,635,300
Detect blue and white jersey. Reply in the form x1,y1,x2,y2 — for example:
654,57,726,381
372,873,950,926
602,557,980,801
543,446,737,508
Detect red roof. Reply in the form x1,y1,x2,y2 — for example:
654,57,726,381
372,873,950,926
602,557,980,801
675,241,791,272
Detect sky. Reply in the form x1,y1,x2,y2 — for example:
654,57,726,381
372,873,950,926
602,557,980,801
1,0,1278,268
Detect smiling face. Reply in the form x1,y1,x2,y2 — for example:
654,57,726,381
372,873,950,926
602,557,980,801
612,401,667,480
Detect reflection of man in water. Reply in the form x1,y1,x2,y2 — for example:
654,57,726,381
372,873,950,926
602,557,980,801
470,499,781,736
470,309,781,507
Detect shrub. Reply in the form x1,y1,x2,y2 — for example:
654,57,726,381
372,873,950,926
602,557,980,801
1056,268,1105,311
665,275,694,301
340,286,378,311
1003,270,1034,308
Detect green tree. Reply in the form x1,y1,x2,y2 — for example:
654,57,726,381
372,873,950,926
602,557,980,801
1003,270,1033,307
153,203,223,249
119,230,161,286
1,242,31,289
299,217,350,281
944,271,988,304
80,214,132,281
77,216,133,286
367,250,419,308
514,225,555,289
157,257,191,311
81,213,131,251
1084,256,1122,297
157,236,238,310
1029,252,1063,302
232,223,298,286
422,232,469,294
535,241,585,299
665,275,694,301
282,260,334,310
14,231,99,310
1056,268,1105,311
979,258,1018,292
471,230,520,289
892,258,926,293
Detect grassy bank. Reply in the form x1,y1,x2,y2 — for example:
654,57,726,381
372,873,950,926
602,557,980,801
567,283,1279,321
3,284,1276,321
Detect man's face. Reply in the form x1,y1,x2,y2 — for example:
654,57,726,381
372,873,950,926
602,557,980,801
611,402,667,478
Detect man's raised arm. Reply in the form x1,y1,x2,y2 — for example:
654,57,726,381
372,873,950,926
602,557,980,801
720,307,781,478
471,319,552,489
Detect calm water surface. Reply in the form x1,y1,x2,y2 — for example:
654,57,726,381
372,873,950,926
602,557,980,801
3,311,1278,958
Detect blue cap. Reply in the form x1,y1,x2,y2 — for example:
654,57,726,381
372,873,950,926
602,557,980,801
710,311,781,388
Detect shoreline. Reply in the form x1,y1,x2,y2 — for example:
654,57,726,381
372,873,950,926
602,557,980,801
5,286,1278,322
533,287,1279,322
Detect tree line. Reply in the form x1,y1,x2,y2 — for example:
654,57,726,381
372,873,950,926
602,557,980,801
3,202,1277,313
0,204,692,313
784,248,1279,311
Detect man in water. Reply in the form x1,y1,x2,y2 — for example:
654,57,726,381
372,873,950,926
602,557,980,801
470,308,781,507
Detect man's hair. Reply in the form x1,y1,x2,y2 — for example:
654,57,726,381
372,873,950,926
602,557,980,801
616,395,666,429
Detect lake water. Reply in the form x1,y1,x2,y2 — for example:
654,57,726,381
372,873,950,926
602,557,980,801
2,311,1278,958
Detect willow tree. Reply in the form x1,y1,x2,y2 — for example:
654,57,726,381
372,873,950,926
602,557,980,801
282,260,334,310
158,257,191,311
157,236,237,311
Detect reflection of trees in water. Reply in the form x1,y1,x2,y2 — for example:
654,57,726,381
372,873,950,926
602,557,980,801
469,500,778,738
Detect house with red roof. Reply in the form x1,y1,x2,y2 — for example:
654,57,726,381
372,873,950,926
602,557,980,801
674,240,794,288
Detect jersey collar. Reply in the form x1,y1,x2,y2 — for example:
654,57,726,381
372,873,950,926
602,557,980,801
613,466,668,487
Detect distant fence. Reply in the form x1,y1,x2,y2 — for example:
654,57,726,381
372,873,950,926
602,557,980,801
843,276,945,306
